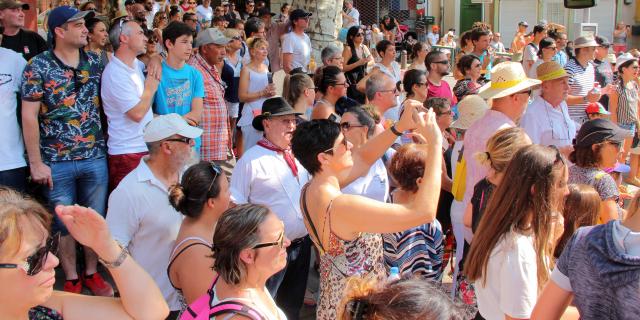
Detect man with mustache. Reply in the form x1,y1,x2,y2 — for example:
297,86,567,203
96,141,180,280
426,50,457,107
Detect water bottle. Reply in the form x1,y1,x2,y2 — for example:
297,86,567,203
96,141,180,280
400,50,408,70
388,267,401,282
592,82,601,95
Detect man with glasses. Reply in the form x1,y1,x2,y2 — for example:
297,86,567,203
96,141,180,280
182,12,198,32
521,61,576,158
426,51,456,107
321,44,344,69
365,73,399,132
107,114,202,317
102,19,158,191
21,6,112,296
240,0,255,20
188,28,235,175
551,30,569,67
594,36,615,109
230,97,311,320
282,9,312,74
463,62,540,213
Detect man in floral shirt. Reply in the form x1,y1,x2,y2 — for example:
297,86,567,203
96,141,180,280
20,6,112,296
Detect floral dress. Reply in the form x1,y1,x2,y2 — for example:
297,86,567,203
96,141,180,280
300,184,386,320
29,306,63,320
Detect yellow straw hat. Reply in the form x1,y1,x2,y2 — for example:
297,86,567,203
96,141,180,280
536,61,568,82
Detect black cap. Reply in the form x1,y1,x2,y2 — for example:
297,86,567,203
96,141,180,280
518,21,528,27
252,97,302,131
256,7,274,17
290,8,312,22
595,35,611,47
574,119,628,147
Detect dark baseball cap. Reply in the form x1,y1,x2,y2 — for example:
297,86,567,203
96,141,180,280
47,6,95,31
574,119,627,147
595,35,611,47
518,21,529,27
290,9,312,22
0,0,29,10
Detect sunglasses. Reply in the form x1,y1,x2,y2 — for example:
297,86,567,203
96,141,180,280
0,233,60,276
164,137,193,144
356,33,364,36
513,89,532,97
252,231,285,249
433,60,449,65
322,137,349,154
436,109,454,116
205,162,222,194
231,36,243,41
340,122,366,130
331,82,349,87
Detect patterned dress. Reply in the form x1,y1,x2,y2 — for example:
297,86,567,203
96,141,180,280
29,306,63,320
300,185,386,320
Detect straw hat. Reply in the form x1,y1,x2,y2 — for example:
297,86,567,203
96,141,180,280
573,36,598,48
616,52,637,69
450,95,489,130
477,62,541,99
536,61,568,82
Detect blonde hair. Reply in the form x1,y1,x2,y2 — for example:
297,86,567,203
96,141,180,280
246,37,268,50
0,188,51,258
475,127,531,174
223,28,241,39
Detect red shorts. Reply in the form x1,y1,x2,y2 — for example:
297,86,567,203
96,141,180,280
613,44,627,54
108,152,148,192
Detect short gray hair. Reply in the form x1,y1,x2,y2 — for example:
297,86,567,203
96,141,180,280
109,19,134,51
321,45,342,65
365,72,392,101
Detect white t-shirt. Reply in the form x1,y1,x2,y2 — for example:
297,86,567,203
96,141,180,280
343,8,360,28
427,32,439,46
522,43,538,77
101,56,153,155
342,158,389,202
520,96,577,148
230,144,310,240
281,32,312,72
195,5,213,23
0,48,27,171
107,158,183,310
474,231,538,320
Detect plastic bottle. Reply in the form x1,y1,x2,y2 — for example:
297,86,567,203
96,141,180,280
308,56,317,74
388,267,401,282
592,82,601,95
400,50,408,70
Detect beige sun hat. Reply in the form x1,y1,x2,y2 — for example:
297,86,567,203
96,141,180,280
537,61,569,82
573,36,599,48
450,95,489,130
477,62,541,99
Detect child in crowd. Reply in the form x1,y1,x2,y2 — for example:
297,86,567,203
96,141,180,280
585,102,610,121
553,184,600,258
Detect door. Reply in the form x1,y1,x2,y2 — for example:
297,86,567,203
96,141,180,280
460,0,482,34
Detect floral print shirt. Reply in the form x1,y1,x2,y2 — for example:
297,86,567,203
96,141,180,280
21,49,106,162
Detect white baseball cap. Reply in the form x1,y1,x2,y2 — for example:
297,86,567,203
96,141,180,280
143,113,203,143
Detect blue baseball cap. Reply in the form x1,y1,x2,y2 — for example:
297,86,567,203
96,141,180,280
47,6,95,32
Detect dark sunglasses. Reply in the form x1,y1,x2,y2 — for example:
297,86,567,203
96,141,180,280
356,33,364,36
433,60,449,65
231,36,243,41
164,137,193,144
340,122,366,130
436,109,454,116
322,137,349,154
252,231,285,249
513,89,533,97
0,233,60,276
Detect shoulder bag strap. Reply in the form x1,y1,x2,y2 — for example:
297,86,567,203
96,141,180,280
300,184,327,255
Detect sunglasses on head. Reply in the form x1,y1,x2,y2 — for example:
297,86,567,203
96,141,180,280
0,233,60,276
252,231,285,249
205,162,222,194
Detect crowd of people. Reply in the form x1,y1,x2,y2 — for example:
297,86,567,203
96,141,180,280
1,0,640,319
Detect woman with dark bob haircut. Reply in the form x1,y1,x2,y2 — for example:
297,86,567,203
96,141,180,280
291,102,443,319
167,162,230,310
453,54,486,101
207,203,289,318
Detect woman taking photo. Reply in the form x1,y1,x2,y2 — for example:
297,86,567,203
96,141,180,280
532,188,640,319
343,26,373,104
0,188,169,319
238,37,276,153
464,144,569,320
340,106,390,202
568,118,626,223
285,73,316,120
407,42,428,72
609,54,640,187
291,102,443,319
167,162,230,311
453,54,486,102
312,66,349,120
85,17,110,66
201,204,289,319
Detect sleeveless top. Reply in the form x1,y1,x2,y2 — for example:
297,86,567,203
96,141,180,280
29,306,63,320
238,67,269,127
300,184,386,320
167,236,213,314
209,280,288,320
345,45,367,104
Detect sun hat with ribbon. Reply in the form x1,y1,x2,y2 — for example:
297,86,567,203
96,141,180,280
450,95,489,130
477,62,541,99
536,61,568,82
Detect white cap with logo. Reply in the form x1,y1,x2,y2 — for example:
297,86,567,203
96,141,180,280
143,113,203,143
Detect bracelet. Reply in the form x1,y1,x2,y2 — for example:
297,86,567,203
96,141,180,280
99,242,129,269
390,123,403,136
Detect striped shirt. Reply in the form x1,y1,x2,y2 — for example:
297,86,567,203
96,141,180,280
565,57,595,124
615,79,639,125
383,218,444,280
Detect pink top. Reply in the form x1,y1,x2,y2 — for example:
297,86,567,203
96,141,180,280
427,79,457,106
462,110,515,207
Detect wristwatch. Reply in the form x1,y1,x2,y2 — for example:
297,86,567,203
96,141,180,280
99,242,129,269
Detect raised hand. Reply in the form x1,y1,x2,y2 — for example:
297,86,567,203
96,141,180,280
55,205,112,255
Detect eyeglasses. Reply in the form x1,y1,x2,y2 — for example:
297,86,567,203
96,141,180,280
340,122,366,130
513,89,532,97
0,233,60,276
322,137,349,154
252,231,285,249
379,87,398,94
231,36,242,41
205,162,222,195
415,82,427,87
331,82,349,87
164,137,193,144
436,109,454,116
356,33,364,36
433,60,449,65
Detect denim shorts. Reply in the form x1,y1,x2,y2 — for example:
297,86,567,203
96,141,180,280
44,157,108,236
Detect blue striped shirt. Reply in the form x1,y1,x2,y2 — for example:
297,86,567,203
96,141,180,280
565,57,595,124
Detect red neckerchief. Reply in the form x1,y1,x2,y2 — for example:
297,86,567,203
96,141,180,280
257,138,298,177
